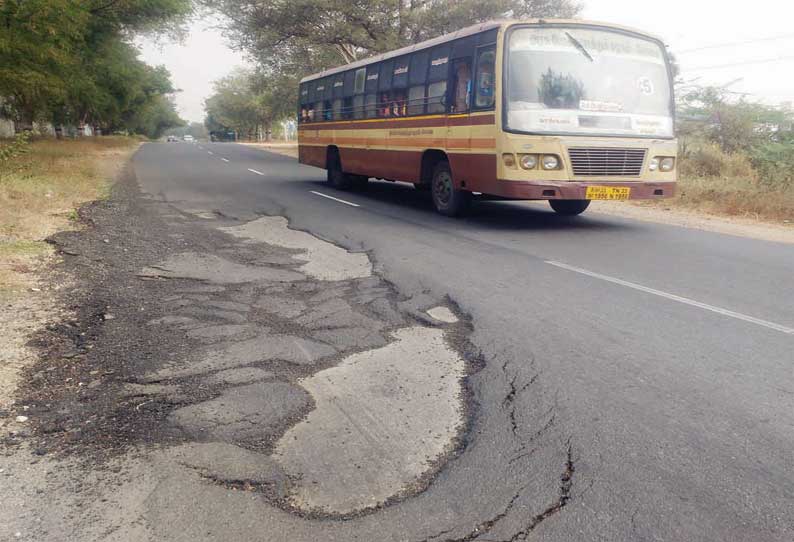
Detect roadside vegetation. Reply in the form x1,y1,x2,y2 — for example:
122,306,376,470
0,0,190,137
0,136,139,293
653,87,794,222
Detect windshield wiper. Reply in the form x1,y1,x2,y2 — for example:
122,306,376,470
565,31,594,62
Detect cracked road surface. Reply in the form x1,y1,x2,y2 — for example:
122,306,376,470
4,142,794,541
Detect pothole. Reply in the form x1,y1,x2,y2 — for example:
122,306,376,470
274,326,465,515
220,216,372,281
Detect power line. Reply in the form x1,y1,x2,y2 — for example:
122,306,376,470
687,55,794,71
677,33,794,54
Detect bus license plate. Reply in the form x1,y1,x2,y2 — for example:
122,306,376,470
585,186,631,200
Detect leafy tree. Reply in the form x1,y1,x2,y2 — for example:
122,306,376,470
0,0,191,133
204,68,295,140
207,0,581,70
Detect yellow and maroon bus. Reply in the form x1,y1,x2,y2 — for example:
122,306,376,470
298,19,677,216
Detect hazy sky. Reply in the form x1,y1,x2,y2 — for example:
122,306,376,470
139,0,794,122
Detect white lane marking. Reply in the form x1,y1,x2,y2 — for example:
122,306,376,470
545,260,794,335
221,158,230,162
207,151,214,155
247,168,265,176
310,191,361,208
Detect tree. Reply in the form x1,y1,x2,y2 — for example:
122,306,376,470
207,0,581,71
204,68,296,140
0,0,191,133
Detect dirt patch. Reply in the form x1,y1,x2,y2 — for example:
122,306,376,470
585,200,794,244
240,142,298,159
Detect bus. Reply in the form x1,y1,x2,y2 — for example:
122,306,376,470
297,19,677,217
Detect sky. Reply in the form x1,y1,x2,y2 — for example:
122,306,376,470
139,0,794,122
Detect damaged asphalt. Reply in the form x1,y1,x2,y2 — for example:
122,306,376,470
4,141,792,541
3,148,571,541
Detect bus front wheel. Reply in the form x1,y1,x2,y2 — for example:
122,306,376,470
549,199,591,216
431,162,470,217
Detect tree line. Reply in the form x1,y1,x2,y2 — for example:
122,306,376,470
0,0,192,138
201,0,581,139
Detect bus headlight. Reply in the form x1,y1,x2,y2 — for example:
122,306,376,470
660,157,675,172
502,153,516,168
519,154,538,169
648,157,659,171
541,155,560,170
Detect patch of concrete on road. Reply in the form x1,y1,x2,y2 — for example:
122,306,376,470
427,306,459,324
185,323,261,344
166,442,289,498
274,326,465,514
169,381,311,441
220,216,372,281
202,367,275,386
138,252,304,283
253,295,308,318
146,332,337,380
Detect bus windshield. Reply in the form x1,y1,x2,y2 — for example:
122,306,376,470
506,27,673,138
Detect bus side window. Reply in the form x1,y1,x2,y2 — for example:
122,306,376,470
474,46,496,109
451,60,472,113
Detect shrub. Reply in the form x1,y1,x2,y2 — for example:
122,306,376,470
678,140,756,181
749,141,794,190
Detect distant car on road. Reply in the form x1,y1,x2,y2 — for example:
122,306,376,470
183,135,195,142
167,135,178,142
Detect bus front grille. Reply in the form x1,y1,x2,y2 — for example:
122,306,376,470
567,148,647,177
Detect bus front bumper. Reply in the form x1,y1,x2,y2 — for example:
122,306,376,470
488,180,676,200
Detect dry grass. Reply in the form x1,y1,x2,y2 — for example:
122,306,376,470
240,141,298,158
638,144,794,223
0,137,139,294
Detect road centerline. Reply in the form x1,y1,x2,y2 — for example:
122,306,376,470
545,260,794,335
247,168,265,176
221,158,230,162
310,191,361,207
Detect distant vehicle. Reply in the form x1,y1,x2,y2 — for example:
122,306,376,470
210,130,237,142
167,135,178,142
183,135,195,142
298,19,677,216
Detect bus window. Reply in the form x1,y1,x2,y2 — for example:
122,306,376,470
332,98,343,120
452,60,471,113
365,94,377,118
427,81,447,113
314,101,323,121
391,90,407,117
408,86,425,116
354,68,366,95
353,94,365,119
474,47,496,109
379,92,391,117
343,97,353,119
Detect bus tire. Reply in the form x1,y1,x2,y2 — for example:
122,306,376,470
350,175,369,191
549,199,591,216
431,162,470,217
327,152,352,190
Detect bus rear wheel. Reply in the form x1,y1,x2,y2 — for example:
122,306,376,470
549,199,591,216
431,162,470,217
327,153,352,190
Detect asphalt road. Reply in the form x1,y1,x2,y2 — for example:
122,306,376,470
135,141,794,541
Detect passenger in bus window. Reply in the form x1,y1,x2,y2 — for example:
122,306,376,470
307,107,315,121
392,91,407,117
380,93,391,117
453,62,472,113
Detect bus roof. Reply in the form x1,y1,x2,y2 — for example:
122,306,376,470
300,19,666,84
